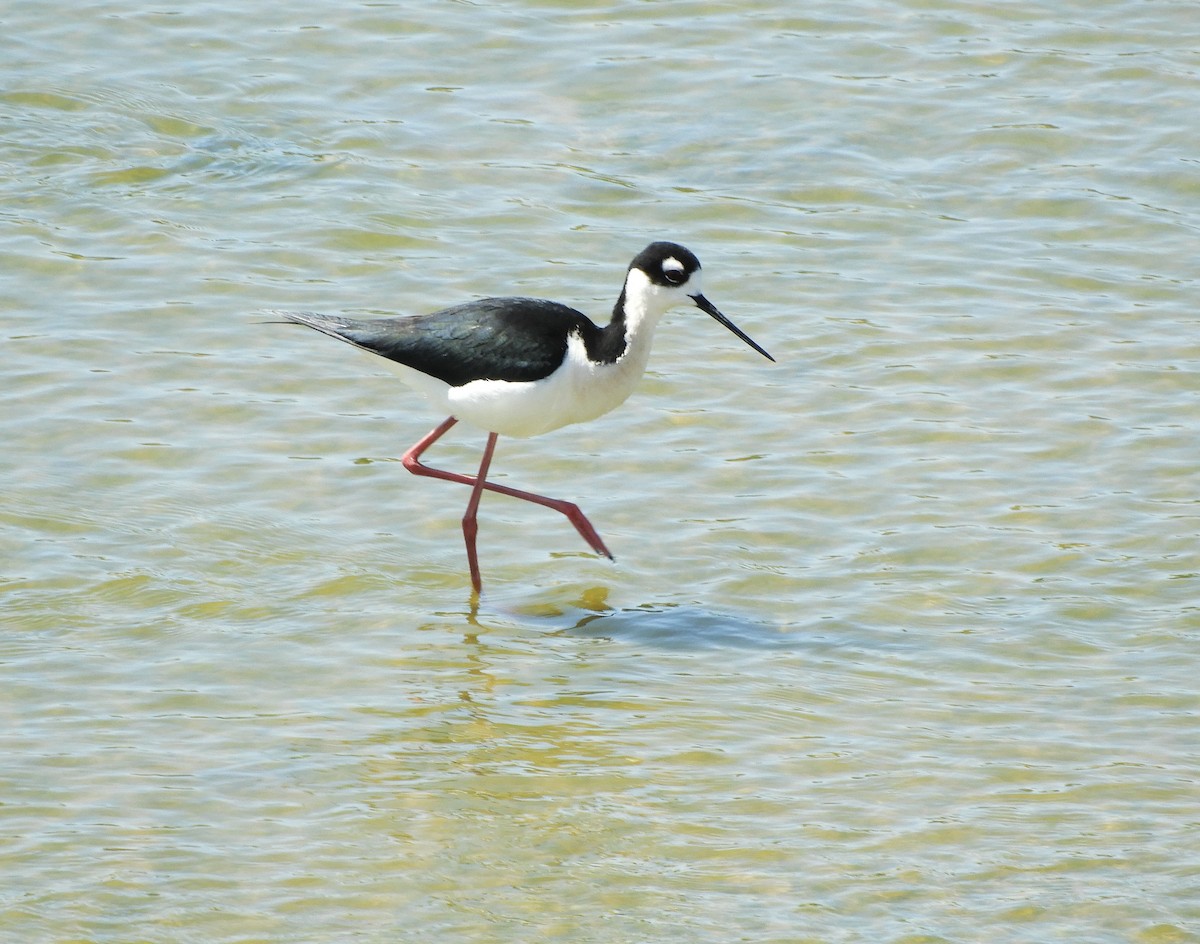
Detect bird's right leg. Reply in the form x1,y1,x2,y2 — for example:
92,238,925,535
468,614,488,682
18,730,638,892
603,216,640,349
401,416,464,483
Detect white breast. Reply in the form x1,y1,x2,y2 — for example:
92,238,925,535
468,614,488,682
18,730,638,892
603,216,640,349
445,330,653,438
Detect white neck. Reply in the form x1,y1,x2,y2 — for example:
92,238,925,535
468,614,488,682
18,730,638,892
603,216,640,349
620,267,700,348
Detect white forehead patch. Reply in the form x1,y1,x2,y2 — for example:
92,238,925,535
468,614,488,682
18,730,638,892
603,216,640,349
661,256,690,286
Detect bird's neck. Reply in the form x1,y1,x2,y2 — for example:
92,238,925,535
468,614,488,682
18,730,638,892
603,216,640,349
607,269,672,355
580,268,671,366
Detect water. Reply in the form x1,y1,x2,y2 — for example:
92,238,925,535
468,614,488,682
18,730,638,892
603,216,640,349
3,1,1198,941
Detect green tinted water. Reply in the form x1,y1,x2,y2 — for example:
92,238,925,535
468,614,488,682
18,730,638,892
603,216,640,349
3,2,1198,941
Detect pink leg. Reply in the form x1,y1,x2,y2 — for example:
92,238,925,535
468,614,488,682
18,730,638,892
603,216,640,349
401,417,614,590
460,433,498,594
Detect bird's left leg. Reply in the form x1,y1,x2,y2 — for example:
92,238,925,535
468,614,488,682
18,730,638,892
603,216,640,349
460,432,498,594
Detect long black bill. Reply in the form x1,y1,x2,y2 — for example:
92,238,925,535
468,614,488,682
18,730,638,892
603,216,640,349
691,294,775,362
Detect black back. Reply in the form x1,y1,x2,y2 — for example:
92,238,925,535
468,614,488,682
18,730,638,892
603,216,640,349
325,298,599,387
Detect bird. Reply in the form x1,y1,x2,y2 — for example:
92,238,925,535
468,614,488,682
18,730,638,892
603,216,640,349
275,240,774,594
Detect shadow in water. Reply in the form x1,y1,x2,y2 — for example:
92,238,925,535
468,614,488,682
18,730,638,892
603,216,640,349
469,585,794,651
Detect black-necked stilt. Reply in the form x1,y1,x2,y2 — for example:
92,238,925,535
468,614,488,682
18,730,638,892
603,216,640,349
276,241,774,593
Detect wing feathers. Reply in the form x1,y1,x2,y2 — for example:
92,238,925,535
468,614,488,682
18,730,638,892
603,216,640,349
275,298,596,387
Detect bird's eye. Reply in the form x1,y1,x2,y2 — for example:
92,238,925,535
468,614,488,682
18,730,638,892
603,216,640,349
662,265,686,286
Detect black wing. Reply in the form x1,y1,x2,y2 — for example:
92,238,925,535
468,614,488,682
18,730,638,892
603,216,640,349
278,298,598,387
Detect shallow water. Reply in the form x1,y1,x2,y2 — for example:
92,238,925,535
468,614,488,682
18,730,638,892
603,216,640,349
3,1,1199,941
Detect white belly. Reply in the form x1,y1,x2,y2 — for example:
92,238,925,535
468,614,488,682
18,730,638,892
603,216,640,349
381,332,653,438
446,332,651,438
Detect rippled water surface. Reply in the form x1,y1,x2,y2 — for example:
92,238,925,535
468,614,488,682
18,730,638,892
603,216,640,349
3,1,1198,941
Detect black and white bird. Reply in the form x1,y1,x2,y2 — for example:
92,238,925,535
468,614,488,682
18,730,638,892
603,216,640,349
276,241,774,593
